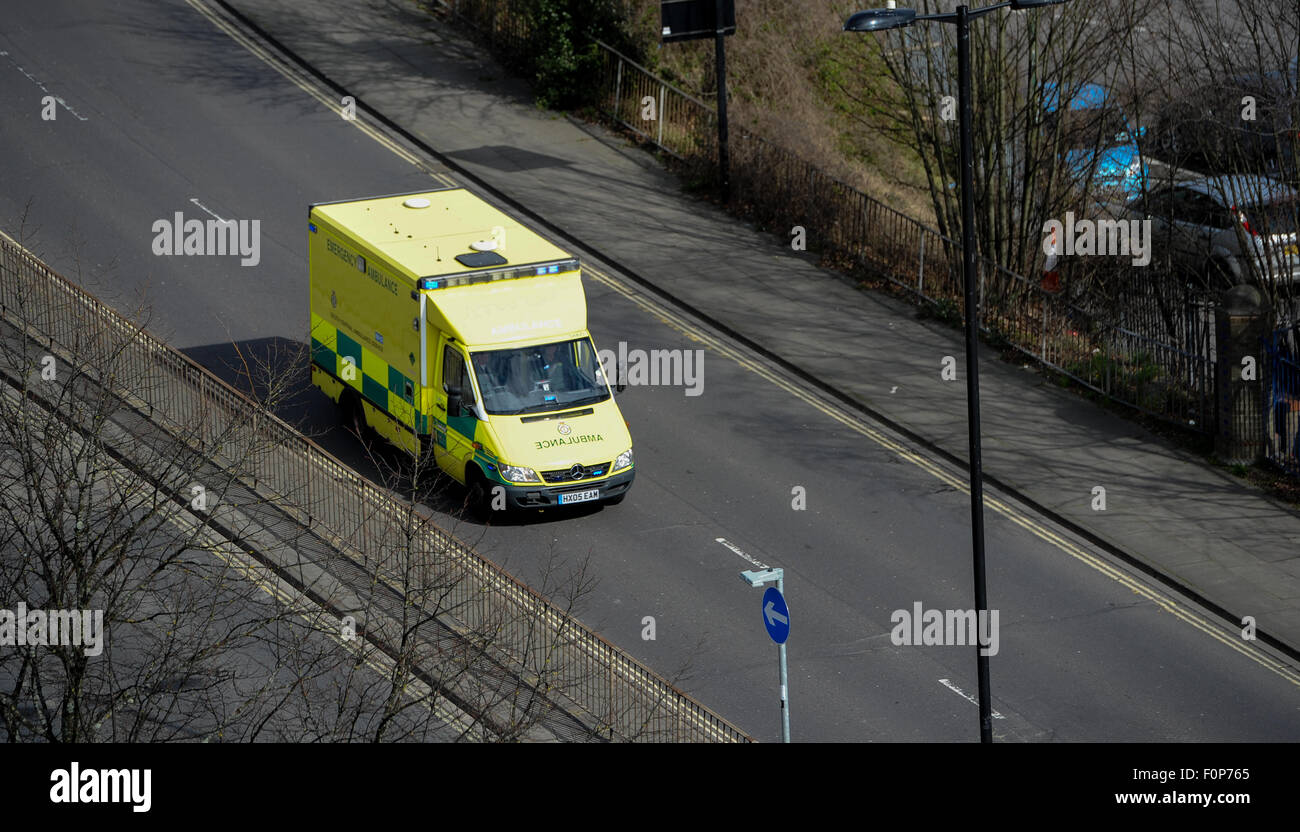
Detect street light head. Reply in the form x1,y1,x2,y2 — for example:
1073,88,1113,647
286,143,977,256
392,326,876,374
1010,0,1069,8
843,7,918,32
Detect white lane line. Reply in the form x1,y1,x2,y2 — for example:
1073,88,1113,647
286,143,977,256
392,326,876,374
715,537,769,569
0,50,88,121
189,197,233,223
938,678,1005,719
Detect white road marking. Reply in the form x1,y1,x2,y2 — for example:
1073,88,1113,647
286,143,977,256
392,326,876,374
938,678,1005,719
715,537,769,569
189,197,233,223
0,50,88,120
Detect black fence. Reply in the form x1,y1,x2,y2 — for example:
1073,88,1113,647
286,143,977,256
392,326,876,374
427,8,1240,442
592,41,1220,433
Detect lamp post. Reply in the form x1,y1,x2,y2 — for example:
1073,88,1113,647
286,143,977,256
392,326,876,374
844,0,1069,744
715,0,731,203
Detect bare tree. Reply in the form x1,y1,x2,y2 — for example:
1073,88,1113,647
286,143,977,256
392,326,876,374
0,227,703,742
0,244,331,740
1139,0,1299,312
311,410,692,742
0,227,486,741
832,0,1158,278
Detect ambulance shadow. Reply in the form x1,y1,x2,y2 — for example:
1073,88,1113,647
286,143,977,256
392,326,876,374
300,425,605,528
412,472,606,528
483,502,606,527
181,338,604,527
181,337,321,433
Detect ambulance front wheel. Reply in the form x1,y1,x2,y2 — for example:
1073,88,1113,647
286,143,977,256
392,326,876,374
464,467,494,520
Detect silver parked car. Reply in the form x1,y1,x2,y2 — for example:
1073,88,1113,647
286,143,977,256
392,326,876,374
1123,174,1300,288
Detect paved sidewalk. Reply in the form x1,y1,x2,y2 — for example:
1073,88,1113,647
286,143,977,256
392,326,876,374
220,0,1300,651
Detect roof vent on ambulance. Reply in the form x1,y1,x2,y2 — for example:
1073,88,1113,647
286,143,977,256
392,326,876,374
456,238,508,268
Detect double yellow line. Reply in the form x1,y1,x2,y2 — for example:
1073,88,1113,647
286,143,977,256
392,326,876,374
189,0,1300,691
185,0,455,187
584,263,1300,689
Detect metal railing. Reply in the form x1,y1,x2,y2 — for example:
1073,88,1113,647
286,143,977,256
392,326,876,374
0,232,750,743
439,0,533,69
598,46,713,160
592,40,1218,432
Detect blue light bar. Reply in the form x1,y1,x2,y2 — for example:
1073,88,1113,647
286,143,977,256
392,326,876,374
418,258,580,291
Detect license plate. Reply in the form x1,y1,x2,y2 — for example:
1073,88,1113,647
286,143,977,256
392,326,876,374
559,489,600,505
1284,244,1299,256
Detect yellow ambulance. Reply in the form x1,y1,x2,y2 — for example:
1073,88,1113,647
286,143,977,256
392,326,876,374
308,188,634,512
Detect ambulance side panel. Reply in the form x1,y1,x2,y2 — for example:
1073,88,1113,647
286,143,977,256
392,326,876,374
308,215,425,454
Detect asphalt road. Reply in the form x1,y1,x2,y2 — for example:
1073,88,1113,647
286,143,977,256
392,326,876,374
1,0,1297,741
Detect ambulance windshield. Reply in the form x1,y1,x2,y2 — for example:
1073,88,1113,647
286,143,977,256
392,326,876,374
470,337,610,415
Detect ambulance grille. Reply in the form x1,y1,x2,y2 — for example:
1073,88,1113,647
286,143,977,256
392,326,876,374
541,462,610,484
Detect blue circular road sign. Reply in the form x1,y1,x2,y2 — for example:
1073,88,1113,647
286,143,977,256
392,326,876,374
762,586,790,644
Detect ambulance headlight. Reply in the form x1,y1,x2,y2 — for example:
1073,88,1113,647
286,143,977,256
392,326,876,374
499,464,542,484
612,448,634,472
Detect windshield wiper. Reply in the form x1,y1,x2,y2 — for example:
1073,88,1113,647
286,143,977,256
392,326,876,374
509,393,607,415
513,402,566,415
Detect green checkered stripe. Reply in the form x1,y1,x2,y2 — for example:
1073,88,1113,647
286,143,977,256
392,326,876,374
311,313,428,434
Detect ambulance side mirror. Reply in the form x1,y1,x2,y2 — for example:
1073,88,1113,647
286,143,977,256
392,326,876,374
446,386,464,417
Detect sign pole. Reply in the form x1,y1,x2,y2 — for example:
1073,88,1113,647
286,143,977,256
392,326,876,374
661,1,735,202
741,567,789,743
714,0,730,203
777,573,789,743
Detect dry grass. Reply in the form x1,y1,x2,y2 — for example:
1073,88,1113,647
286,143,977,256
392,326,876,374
628,0,936,225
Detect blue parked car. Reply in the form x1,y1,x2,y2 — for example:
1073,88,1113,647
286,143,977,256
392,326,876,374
1043,82,1148,201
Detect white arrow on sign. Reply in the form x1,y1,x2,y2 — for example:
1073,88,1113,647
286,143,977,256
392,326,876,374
764,601,788,627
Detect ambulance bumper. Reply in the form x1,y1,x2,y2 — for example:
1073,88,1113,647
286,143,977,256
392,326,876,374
501,468,635,509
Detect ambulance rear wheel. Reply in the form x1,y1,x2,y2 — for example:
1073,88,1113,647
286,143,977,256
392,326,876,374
339,391,368,440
